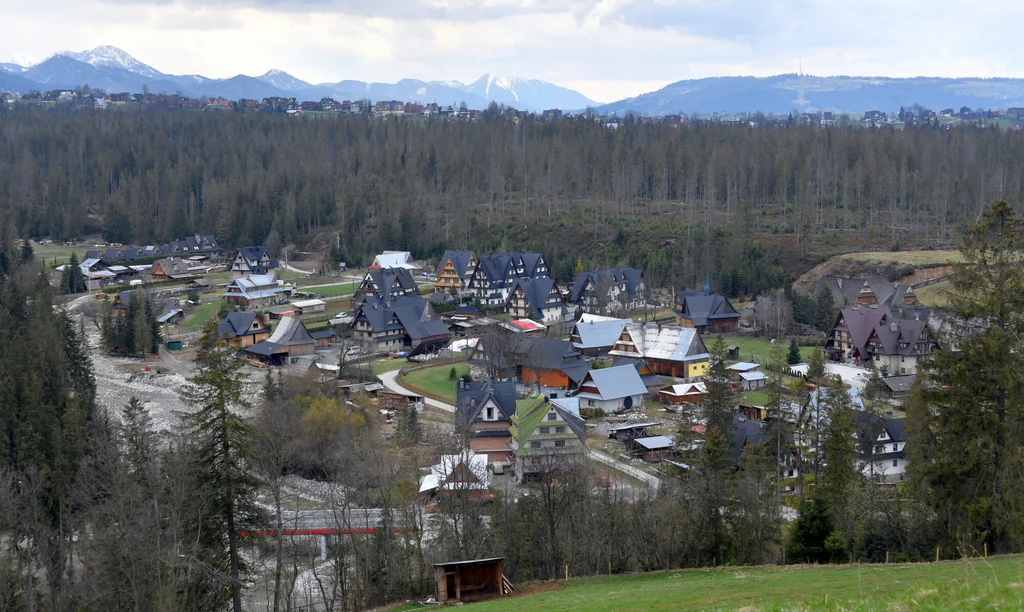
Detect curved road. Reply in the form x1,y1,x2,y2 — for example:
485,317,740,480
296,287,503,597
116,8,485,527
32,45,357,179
377,369,456,413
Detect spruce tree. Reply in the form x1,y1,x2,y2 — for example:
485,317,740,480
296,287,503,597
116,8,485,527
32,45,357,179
819,379,856,514
20,239,32,263
701,335,736,465
814,285,836,333
909,198,1024,555
179,320,263,612
787,338,801,365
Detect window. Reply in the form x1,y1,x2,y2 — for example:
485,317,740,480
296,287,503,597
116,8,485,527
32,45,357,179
875,444,883,454
486,407,494,420
539,427,549,434
893,443,898,452
530,441,541,449
554,440,565,448
788,470,794,478
587,399,595,407
892,459,898,468
547,413,557,421
556,427,565,433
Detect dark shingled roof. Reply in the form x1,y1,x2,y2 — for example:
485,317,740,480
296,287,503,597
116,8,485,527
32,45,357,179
362,267,419,299
236,246,279,273
676,290,740,327
506,277,566,320
569,268,643,304
830,306,936,360
218,312,263,338
435,250,476,279
354,295,451,342
455,380,517,429
729,414,764,462
814,276,917,309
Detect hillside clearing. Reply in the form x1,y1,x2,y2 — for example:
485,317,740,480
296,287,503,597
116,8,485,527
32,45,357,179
395,555,1024,611
796,250,961,292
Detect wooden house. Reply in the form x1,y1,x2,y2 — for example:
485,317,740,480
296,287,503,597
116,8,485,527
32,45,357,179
674,290,741,334
607,323,710,379
217,312,271,347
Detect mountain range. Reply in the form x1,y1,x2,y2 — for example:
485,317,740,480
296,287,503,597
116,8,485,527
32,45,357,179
595,74,1024,116
0,46,597,111
4,46,1024,115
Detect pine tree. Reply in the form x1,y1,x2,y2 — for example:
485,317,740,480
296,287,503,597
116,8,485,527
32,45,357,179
814,285,836,333
806,346,826,380
787,338,801,365
121,396,154,472
20,239,32,263
701,335,736,466
819,379,856,514
179,320,263,612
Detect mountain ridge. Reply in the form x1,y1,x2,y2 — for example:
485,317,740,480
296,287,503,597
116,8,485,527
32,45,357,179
3,45,598,111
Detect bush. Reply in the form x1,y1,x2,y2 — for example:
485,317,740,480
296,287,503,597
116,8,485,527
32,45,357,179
448,366,456,381
825,530,848,563
787,497,834,564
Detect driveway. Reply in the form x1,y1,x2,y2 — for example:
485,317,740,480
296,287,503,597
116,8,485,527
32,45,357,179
377,369,456,413
588,449,661,489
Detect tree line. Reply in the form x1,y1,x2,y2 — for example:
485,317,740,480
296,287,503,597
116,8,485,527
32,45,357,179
3,105,1024,296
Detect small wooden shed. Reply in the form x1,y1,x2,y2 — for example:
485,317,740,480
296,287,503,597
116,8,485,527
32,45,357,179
433,557,506,603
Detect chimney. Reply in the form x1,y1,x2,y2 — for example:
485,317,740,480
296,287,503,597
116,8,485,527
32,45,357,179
890,322,898,332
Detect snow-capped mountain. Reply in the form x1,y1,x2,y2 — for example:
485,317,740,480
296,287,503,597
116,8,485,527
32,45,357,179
0,45,600,111
56,45,164,79
257,69,313,92
461,74,597,110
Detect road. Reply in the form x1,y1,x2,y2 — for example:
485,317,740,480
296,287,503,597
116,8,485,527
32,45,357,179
588,449,662,490
280,262,314,275
377,369,456,413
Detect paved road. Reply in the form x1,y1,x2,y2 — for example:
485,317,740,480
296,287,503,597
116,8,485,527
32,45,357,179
588,449,662,489
377,369,456,413
280,262,314,275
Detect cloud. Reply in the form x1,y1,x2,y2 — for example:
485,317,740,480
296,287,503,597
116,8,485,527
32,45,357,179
3,0,1024,102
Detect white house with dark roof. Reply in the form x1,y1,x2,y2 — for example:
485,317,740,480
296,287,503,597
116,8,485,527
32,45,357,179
505,277,568,324
569,316,630,357
855,412,907,481
231,246,278,278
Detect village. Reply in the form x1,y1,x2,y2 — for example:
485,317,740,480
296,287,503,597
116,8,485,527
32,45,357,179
53,234,933,506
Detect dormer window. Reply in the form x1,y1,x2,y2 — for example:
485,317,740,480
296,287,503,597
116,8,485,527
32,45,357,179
486,406,494,420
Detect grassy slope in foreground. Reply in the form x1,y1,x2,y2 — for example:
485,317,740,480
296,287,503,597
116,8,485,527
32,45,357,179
396,555,1024,611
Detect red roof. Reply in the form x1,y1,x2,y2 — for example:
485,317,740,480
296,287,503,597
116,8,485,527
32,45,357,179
509,319,545,332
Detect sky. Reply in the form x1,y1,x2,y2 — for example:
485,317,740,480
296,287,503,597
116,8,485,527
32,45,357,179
4,0,1024,103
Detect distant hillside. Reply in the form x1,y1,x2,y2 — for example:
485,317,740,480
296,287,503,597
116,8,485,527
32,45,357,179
597,75,1024,116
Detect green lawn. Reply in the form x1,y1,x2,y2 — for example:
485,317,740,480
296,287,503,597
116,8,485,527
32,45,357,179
738,390,771,406
915,280,951,308
395,555,1024,612
32,243,90,267
372,358,410,375
184,300,222,326
726,336,818,363
398,363,470,402
301,283,358,297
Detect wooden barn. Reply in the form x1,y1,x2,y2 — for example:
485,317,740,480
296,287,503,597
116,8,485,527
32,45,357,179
433,557,508,603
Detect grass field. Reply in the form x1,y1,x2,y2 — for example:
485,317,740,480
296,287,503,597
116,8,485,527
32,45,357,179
372,358,410,375
726,336,818,363
32,243,90,267
302,283,358,297
183,300,221,326
915,280,951,308
840,250,963,266
395,555,1024,612
398,362,470,402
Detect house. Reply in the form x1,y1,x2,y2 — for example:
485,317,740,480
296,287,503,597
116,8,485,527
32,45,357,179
110,290,153,317
611,356,665,394
291,299,326,314
355,267,419,302
435,250,478,294
509,397,587,483
223,275,287,310
150,257,194,282
629,436,674,462
729,414,801,478
674,290,741,333
727,362,766,389
310,328,335,348
369,251,420,271
881,375,915,405
504,277,568,325
608,323,711,379
569,315,631,357
855,412,907,481
575,364,647,414
455,379,518,465
466,252,550,304
351,295,451,354
659,382,708,405
244,317,316,366
825,306,937,375
418,451,492,497
813,276,918,309
231,246,278,277
569,268,645,315
217,312,271,347
517,337,590,390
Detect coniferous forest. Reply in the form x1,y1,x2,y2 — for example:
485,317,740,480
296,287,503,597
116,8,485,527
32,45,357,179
3,105,1024,293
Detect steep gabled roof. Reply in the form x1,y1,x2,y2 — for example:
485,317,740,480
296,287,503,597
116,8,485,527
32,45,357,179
570,318,630,350
519,337,590,383
217,312,264,338
364,267,418,299
507,277,566,320
569,268,643,304
608,323,710,363
676,291,740,327
266,316,315,347
577,364,647,400
455,380,517,429
436,250,476,278
354,295,450,342
154,257,193,279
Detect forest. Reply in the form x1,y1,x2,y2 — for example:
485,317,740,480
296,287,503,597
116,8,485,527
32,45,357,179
2,106,1024,296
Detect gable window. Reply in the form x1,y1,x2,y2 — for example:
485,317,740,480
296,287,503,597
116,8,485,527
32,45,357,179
554,440,565,448
530,441,541,449
547,412,557,421
556,427,565,433
540,427,549,434
893,443,898,452
486,406,494,420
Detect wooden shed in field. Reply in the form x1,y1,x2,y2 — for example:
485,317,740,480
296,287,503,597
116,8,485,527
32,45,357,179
433,557,507,603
